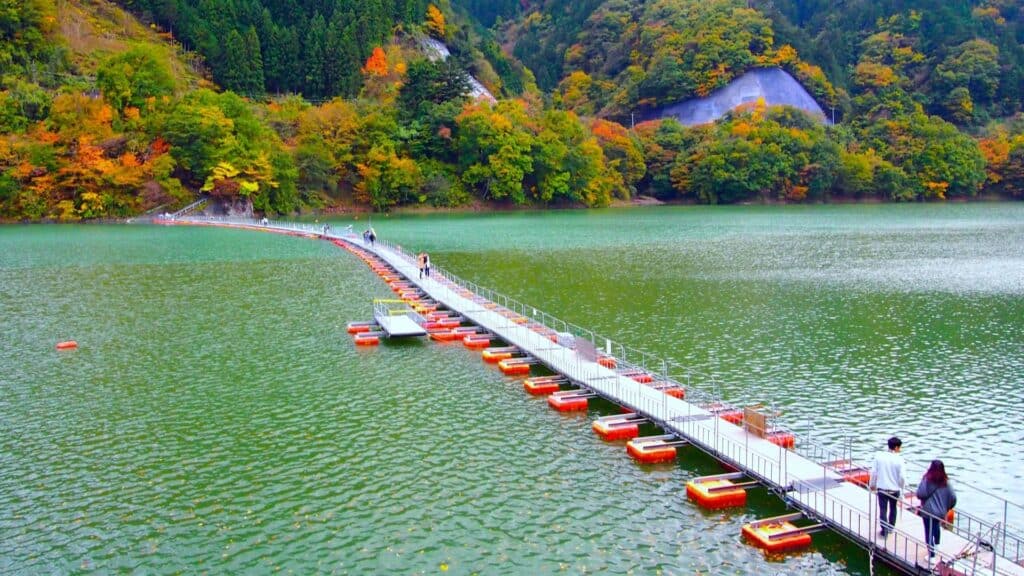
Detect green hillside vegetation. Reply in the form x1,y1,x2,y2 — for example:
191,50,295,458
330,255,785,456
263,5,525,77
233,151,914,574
489,0,1024,201
2,0,1024,221
2,0,634,221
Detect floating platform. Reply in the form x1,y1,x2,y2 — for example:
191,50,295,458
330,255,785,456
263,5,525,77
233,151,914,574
373,299,427,337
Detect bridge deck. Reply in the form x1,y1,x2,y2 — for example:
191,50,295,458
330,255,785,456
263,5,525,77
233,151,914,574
162,216,1024,576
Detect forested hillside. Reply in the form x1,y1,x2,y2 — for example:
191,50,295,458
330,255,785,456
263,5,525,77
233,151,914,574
2,0,1024,222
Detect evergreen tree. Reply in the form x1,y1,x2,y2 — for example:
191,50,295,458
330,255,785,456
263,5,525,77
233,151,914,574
335,24,361,97
243,26,265,96
303,13,327,98
264,24,284,93
220,29,248,93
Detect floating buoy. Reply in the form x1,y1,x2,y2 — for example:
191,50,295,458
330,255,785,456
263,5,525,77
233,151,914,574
686,478,748,509
741,520,813,553
626,439,677,463
56,340,78,350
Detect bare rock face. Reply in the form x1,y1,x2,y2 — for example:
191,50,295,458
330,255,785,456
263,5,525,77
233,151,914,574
203,196,253,218
645,68,827,126
418,37,496,102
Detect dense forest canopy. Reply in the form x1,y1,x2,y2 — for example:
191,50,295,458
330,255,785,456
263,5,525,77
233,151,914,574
1,0,1024,222
117,0,432,99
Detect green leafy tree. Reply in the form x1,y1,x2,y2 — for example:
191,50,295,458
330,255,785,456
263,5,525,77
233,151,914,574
96,46,176,112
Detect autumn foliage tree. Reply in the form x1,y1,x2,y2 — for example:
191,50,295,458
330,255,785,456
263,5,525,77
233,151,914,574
425,4,446,39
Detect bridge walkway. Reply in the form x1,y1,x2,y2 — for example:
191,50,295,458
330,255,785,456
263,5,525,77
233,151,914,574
162,216,1024,576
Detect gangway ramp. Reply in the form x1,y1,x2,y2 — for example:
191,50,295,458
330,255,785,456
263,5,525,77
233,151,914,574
373,299,427,337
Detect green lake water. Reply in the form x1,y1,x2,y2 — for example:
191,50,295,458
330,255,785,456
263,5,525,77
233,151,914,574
1,204,1022,574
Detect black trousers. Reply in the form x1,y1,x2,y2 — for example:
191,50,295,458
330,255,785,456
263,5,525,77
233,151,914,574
878,489,899,533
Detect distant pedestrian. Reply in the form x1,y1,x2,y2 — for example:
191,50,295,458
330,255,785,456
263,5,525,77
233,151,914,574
418,252,427,278
870,436,905,538
260,217,268,226
368,227,376,246
423,252,430,277
916,460,956,558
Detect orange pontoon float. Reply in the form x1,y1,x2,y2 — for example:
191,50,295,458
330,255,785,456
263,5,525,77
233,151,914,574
482,346,518,363
685,472,755,509
592,413,647,441
346,321,378,334
463,334,494,349
741,512,822,554
353,331,384,346
523,375,566,395
626,435,688,464
498,357,535,375
547,390,592,411
766,431,796,449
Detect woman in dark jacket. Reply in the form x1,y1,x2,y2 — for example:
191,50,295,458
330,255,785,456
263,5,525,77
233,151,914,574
916,459,957,558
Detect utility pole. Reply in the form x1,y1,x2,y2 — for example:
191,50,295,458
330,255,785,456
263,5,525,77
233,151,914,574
829,106,836,125
630,112,635,130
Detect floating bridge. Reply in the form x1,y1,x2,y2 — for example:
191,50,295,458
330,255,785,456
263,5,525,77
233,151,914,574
158,215,1024,576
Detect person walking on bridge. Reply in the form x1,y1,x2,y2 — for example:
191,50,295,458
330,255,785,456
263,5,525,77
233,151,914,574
418,252,427,279
916,459,956,558
870,436,906,538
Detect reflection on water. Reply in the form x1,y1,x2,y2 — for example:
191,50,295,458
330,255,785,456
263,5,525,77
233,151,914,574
2,203,1022,574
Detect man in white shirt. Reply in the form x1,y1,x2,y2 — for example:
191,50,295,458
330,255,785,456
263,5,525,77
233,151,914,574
870,436,905,537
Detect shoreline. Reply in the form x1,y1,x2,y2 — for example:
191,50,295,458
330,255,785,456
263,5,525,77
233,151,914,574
1,193,1019,224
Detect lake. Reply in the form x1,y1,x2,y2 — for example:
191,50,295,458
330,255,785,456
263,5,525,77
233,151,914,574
2,203,1021,574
